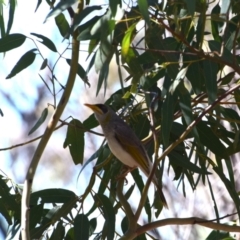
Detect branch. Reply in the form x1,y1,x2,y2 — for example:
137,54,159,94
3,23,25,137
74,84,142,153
0,123,64,151
136,217,240,236
21,14,81,240
116,177,136,229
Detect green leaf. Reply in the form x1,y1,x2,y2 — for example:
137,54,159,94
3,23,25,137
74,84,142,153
184,54,204,94
50,221,65,240
203,60,218,104
74,214,89,240
0,33,26,52
65,228,74,240
66,59,90,86
109,0,120,17
55,13,70,38
40,58,48,70
121,23,137,58
169,151,210,174
205,229,233,240
234,89,240,111
94,194,115,240
219,71,235,85
28,108,48,135
121,217,147,239
214,166,240,218
31,33,57,52
0,6,5,38
0,199,12,224
6,49,37,79
77,16,101,41
184,0,196,16
35,0,42,12
89,218,97,236
208,40,234,65
96,61,109,96
94,11,116,73
83,112,99,129
6,0,16,35
71,6,102,33
63,119,85,165
29,204,44,230
211,4,221,42
177,81,201,145
161,85,176,147
44,0,77,22
77,147,104,183
137,0,150,26
30,188,76,205
196,121,227,158
30,207,58,239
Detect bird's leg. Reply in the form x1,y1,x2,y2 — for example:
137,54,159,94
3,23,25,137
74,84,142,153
116,165,137,180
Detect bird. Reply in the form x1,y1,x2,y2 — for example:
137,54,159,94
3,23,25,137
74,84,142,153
84,103,168,208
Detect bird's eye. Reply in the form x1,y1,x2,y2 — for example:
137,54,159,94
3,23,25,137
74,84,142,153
96,104,108,114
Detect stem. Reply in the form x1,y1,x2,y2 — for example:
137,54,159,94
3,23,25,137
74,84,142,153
21,16,80,240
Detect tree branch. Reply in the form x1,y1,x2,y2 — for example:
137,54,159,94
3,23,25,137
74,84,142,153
21,13,81,240
136,217,240,236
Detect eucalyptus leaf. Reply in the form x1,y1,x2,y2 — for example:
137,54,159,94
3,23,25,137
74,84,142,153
6,49,37,79
28,108,48,135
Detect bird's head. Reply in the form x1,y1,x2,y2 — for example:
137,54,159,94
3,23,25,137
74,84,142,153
84,103,111,126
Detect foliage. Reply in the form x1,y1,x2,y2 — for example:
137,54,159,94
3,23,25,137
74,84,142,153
1,0,240,239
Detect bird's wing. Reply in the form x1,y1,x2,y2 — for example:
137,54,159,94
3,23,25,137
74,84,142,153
113,124,150,175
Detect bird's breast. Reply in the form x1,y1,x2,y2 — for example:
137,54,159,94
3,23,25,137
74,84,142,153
106,136,138,168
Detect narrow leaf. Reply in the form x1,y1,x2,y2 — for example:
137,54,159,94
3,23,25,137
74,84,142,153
6,49,37,79
6,0,16,35
44,0,77,22
66,59,90,86
40,58,48,70
30,189,76,205
74,214,89,240
196,121,227,158
214,166,240,218
89,218,97,236
96,61,109,96
50,221,65,240
35,0,42,12
184,0,196,16
28,108,48,135
169,151,210,174
109,0,120,17
71,6,102,33
177,81,201,145
121,23,137,57
0,33,26,52
55,13,70,38
94,194,115,240
63,119,85,165
138,0,150,26
161,90,175,147
203,60,218,104
31,33,57,52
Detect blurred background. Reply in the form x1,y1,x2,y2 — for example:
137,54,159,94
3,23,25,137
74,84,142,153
0,1,239,239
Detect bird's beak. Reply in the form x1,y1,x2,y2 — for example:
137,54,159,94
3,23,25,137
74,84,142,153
84,103,103,114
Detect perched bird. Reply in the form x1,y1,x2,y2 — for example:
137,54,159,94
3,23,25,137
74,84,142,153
85,103,168,208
